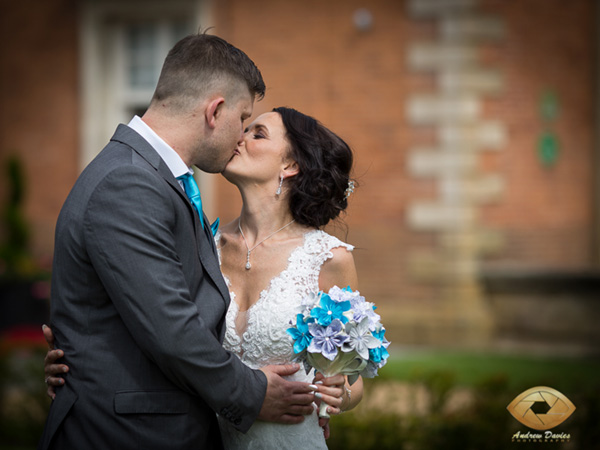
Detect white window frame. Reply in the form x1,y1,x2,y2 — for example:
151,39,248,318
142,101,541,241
79,0,217,215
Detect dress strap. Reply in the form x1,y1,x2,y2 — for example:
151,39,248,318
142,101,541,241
302,230,354,260
286,230,354,288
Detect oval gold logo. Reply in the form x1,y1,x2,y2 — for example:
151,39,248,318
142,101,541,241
507,386,576,430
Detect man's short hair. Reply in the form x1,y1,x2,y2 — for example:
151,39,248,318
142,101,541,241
150,33,265,112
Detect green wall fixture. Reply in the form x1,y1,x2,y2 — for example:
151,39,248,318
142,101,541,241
538,90,560,167
540,90,559,121
538,132,560,167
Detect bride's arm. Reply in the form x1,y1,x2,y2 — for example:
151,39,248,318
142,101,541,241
340,375,363,412
318,246,358,293
317,246,365,413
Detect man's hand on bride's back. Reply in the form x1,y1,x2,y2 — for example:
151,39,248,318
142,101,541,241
258,364,316,424
42,325,69,400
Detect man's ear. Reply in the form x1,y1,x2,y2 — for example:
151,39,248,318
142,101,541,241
205,97,225,129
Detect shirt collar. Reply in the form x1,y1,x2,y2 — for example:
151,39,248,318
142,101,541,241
127,115,192,178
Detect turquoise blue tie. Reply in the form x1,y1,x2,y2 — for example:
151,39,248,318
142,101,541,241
211,217,220,236
177,173,204,229
177,173,220,236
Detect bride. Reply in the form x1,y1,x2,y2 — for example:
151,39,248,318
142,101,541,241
43,106,364,448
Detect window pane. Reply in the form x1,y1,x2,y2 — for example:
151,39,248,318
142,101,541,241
126,24,159,89
171,21,191,43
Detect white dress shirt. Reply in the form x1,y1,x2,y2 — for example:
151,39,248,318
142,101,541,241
127,116,194,182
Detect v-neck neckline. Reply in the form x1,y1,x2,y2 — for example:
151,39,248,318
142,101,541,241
225,231,316,313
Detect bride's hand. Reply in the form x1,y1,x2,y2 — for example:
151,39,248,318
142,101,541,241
312,373,345,416
42,325,69,400
320,420,331,439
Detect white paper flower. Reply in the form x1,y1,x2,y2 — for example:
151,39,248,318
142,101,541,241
341,317,381,360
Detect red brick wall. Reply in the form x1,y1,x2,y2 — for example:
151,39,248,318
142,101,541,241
211,0,598,322
0,0,80,263
0,0,596,340
212,0,438,310
481,0,596,269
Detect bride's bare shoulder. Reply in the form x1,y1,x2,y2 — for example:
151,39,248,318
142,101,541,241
319,245,358,291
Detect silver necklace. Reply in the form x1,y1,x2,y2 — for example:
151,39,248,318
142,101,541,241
238,218,296,270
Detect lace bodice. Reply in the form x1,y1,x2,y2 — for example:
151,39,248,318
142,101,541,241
215,229,353,449
216,229,354,372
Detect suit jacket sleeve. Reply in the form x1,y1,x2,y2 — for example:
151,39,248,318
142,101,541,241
83,164,266,432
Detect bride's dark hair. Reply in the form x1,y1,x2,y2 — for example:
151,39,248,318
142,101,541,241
273,107,355,228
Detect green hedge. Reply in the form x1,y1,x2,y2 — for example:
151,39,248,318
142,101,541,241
1,348,599,450
0,347,49,449
328,370,600,450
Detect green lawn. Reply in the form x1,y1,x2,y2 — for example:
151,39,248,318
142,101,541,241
327,350,600,450
378,349,600,393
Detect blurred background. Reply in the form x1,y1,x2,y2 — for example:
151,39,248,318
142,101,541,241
0,0,599,449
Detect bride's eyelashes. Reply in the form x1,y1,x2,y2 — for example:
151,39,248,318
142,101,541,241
242,127,264,139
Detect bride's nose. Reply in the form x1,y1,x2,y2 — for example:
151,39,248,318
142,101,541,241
237,129,248,146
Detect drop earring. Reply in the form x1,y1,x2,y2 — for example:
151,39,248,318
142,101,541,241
276,174,284,195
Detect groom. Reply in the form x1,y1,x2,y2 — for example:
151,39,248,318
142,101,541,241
38,33,316,449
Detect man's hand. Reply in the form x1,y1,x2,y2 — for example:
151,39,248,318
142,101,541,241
258,364,316,424
42,325,68,400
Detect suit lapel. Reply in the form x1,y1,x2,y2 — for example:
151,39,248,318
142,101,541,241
110,125,230,305
194,209,230,303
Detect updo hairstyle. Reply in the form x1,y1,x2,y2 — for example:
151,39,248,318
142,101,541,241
273,107,355,228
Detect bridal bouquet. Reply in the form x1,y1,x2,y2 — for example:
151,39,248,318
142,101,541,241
286,286,390,418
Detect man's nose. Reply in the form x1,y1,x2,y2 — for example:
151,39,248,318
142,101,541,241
237,129,246,145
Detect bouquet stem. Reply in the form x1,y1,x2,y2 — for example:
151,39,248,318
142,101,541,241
318,401,330,419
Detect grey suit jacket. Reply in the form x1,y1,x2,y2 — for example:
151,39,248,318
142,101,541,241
38,125,267,450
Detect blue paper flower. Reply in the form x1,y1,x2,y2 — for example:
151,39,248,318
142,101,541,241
289,285,390,388
308,319,348,360
310,294,351,326
369,327,390,364
286,314,313,354
372,327,387,342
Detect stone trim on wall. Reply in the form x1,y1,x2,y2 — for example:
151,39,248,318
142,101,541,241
405,0,507,345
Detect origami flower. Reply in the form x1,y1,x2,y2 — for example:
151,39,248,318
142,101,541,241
327,285,359,302
310,294,351,326
348,300,381,330
341,317,381,360
287,285,390,419
369,327,390,364
307,319,348,361
286,314,313,354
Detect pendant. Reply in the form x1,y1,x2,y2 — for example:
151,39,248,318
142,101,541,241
245,251,251,270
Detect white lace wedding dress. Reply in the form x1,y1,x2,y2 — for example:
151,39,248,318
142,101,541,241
215,229,353,450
